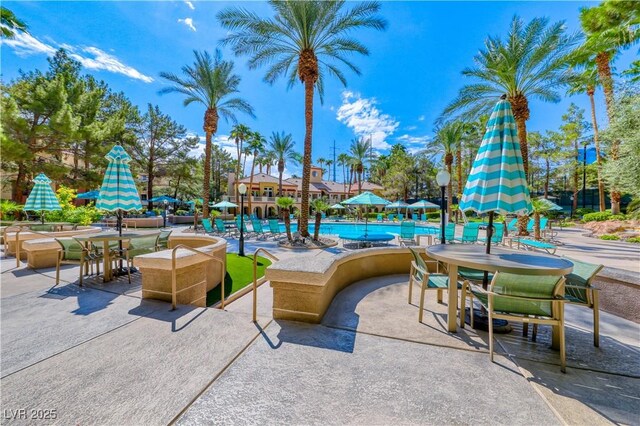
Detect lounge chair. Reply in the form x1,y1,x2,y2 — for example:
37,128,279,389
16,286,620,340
478,222,504,245
453,224,480,244
398,214,404,221
434,223,455,244
201,218,216,235
420,213,427,222
506,218,518,233
215,218,235,238
408,247,462,323
562,257,604,347
376,214,383,222
388,214,395,222
399,221,417,246
236,216,253,237
513,238,557,254
462,272,567,372
251,219,269,240
268,219,282,239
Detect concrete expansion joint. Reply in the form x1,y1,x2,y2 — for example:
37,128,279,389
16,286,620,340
168,318,275,425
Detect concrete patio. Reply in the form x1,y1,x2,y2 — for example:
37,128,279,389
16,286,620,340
1,226,639,425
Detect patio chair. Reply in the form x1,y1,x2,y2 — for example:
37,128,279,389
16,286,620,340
376,214,383,222
408,247,463,323
399,221,417,246
268,219,282,239
420,213,427,222
434,223,456,244
453,224,480,244
124,234,160,284
562,257,604,347
251,219,269,240
462,272,567,372
236,216,253,237
388,214,395,222
506,218,518,233
55,238,102,286
398,214,404,221
157,230,172,250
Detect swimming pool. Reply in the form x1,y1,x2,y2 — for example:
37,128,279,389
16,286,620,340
282,221,439,236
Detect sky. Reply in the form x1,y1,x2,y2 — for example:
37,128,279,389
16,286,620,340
2,1,636,180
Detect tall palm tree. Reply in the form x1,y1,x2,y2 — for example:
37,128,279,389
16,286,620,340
325,159,334,181
316,157,327,177
247,131,266,213
429,122,464,219
230,124,252,200
576,1,639,213
269,131,298,196
337,152,350,195
263,150,277,175
218,1,387,237
349,138,371,194
568,66,606,211
159,50,254,216
441,16,580,177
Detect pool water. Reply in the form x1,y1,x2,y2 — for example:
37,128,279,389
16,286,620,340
281,221,439,236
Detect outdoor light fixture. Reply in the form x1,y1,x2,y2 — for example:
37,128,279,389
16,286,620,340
163,199,168,228
436,170,450,244
238,183,247,256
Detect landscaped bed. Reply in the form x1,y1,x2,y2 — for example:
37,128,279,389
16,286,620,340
206,254,272,306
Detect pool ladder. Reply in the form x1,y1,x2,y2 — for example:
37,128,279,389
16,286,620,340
252,248,279,322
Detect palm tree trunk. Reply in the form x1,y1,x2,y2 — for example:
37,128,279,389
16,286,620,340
347,167,353,195
284,208,292,241
534,211,541,240
299,75,314,237
278,162,284,197
595,51,620,213
456,148,462,197
544,158,550,198
235,138,242,203
573,139,579,215
203,108,219,218
588,90,605,212
446,162,453,220
314,212,321,241
358,168,363,194
248,152,258,214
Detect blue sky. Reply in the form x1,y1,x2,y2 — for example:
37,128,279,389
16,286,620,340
2,1,636,179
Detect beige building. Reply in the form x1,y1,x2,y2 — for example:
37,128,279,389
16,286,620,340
226,166,383,218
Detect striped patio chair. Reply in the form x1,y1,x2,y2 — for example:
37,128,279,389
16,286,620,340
434,223,456,244
251,219,269,240
399,221,416,246
268,219,282,239
453,224,480,244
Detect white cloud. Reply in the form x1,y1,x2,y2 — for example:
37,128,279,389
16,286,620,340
2,32,153,83
418,115,425,121
405,125,417,131
396,134,431,154
336,91,399,152
178,17,196,32
184,0,195,10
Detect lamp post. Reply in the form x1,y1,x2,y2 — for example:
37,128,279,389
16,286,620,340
238,183,247,256
163,200,168,228
436,169,450,244
582,142,588,209
570,195,574,219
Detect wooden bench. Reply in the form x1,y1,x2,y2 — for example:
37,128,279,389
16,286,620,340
133,235,227,308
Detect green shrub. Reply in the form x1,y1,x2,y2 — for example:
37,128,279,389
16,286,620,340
575,207,595,216
175,209,189,216
626,237,640,243
427,212,440,219
600,234,620,240
0,200,23,220
583,212,612,222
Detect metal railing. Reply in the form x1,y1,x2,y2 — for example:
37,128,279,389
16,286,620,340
252,248,279,322
170,244,226,310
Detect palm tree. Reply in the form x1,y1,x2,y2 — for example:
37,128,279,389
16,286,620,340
441,16,580,177
230,124,252,200
316,157,327,177
242,145,252,177
429,122,464,219
269,131,298,197
246,131,266,214
263,150,277,175
159,50,254,217
311,198,330,241
337,152,350,196
531,199,552,241
1,7,28,39
325,159,334,181
218,1,387,237
567,66,605,211
276,196,295,241
349,138,371,194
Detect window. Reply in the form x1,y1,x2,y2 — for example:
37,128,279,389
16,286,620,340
312,171,317,177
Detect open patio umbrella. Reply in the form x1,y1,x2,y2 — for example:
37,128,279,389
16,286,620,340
329,203,345,210
460,98,531,284
385,200,410,216
408,199,440,219
23,173,62,223
536,197,563,211
76,190,100,200
96,145,142,236
211,200,238,218
342,191,390,236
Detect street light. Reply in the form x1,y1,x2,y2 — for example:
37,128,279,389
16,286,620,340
238,183,247,256
436,169,450,244
163,200,168,228
582,142,588,209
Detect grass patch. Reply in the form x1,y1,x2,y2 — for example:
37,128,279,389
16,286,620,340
600,234,620,241
626,237,640,244
206,253,272,306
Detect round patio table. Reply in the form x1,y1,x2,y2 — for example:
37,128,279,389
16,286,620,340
425,244,573,337
75,232,145,282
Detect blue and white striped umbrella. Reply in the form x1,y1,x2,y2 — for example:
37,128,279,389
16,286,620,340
24,173,62,212
96,145,142,212
459,99,532,215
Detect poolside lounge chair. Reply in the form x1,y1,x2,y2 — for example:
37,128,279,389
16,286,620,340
236,216,253,237
215,218,234,238
562,257,604,347
399,221,417,246
407,247,463,323
513,238,557,254
434,223,456,244
251,219,269,240
398,214,404,221
462,272,567,372
201,218,216,235
388,214,395,222
506,218,518,233
420,213,427,222
268,219,282,239
377,214,383,222
453,224,479,244
478,223,504,245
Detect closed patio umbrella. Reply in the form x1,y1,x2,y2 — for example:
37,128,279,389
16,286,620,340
23,173,62,223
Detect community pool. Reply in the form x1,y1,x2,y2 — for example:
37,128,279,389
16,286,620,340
283,221,439,236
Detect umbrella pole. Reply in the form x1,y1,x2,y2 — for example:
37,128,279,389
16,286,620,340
482,211,494,289
41,210,45,224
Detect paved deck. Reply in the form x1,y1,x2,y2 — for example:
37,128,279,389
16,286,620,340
1,225,639,425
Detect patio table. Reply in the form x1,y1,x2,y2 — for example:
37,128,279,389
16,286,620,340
75,232,143,282
425,244,573,345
